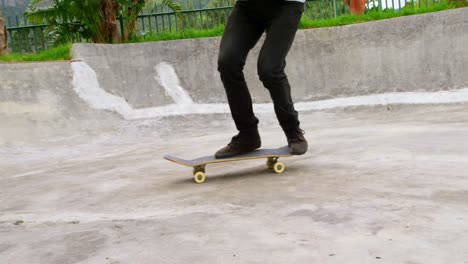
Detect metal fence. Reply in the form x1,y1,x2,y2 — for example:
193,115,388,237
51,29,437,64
5,23,50,54
135,1,234,35
3,0,438,54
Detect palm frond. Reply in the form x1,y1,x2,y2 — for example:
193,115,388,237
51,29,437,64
163,0,182,12
25,7,59,24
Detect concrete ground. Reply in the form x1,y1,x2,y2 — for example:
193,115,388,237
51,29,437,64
1,104,467,264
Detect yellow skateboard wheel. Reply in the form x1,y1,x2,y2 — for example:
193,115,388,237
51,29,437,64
273,162,286,174
193,171,206,184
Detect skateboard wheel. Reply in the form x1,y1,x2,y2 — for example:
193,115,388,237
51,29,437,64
273,162,286,174
193,171,206,184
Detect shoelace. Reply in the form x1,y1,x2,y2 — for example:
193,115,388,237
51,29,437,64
287,129,305,143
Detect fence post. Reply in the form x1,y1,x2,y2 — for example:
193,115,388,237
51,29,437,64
333,0,338,17
118,16,124,38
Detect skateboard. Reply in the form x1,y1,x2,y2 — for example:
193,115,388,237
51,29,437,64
164,146,292,184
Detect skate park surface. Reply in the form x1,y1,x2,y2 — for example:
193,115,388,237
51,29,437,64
1,8,468,264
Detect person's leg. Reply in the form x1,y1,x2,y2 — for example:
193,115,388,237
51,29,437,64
216,3,265,158
257,2,308,155
218,2,264,135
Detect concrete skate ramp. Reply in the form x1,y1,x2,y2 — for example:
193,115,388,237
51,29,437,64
71,8,467,109
1,8,468,144
0,62,121,144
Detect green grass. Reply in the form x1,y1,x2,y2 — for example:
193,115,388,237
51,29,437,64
299,0,465,28
0,44,71,62
1,0,465,62
132,25,226,43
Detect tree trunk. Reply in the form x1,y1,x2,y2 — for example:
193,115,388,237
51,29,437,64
97,0,121,43
0,15,7,55
121,0,144,42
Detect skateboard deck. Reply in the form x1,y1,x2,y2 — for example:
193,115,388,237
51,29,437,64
164,146,292,183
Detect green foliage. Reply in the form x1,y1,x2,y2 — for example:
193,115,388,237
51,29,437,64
146,0,181,11
23,0,178,44
25,0,103,44
0,43,70,61
448,0,468,7
304,0,348,20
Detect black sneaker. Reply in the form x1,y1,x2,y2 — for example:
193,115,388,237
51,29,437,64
286,128,308,155
215,131,261,159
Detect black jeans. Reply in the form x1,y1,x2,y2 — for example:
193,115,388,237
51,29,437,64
218,1,304,135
